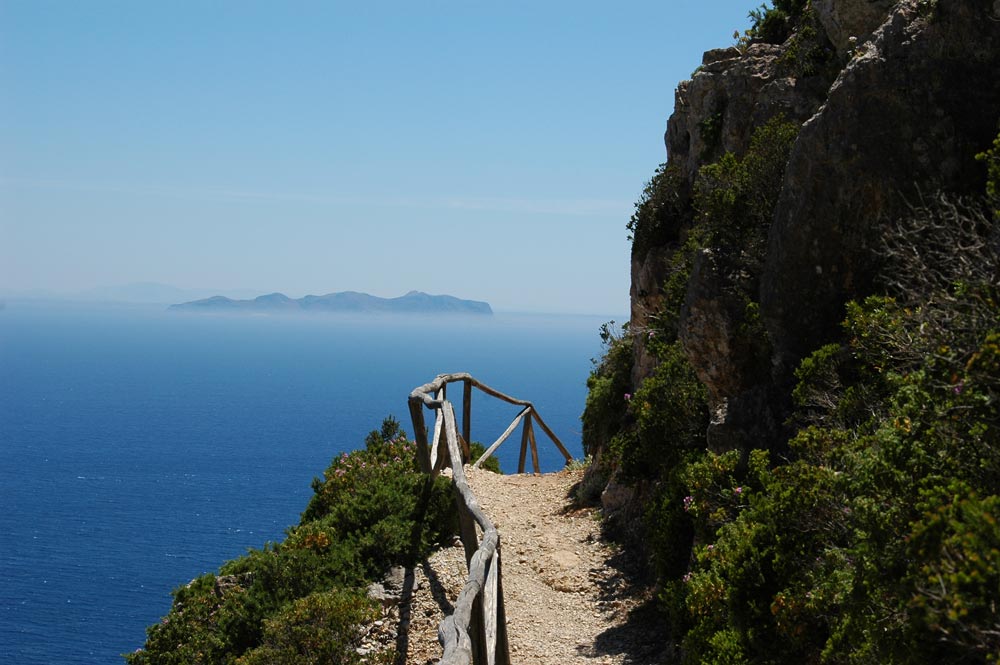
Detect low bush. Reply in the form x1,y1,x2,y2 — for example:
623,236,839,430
614,340,708,482
127,417,456,664
235,590,377,665
582,321,634,462
745,0,808,45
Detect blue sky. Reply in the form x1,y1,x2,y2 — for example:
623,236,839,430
1,1,755,314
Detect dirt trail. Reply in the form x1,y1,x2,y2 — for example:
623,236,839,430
364,467,667,664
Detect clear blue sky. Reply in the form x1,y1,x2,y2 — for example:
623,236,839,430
1,1,755,314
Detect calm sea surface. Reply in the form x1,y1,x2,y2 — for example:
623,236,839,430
0,303,613,663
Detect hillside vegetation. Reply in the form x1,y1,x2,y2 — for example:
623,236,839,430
127,418,457,664
584,1,1000,662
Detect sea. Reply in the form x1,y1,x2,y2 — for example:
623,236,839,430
0,302,614,664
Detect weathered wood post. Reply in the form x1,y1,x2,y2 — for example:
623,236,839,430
462,379,473,461
517,413,530,474
490,544,511,665
455,498,486,664
532,411,574,466
408,397,431,474
527,415,541,475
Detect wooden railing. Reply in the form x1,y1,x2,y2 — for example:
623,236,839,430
408,373,572,665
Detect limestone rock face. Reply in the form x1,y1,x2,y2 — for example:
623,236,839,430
813,0,895,52
600,475,637,518
762,0,1000,376
632,35,833,396
678,249,756,401
628,0,1000,458
629,24,836,448
629,244,674,387
667,43,825,185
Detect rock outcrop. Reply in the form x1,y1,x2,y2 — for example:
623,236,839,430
763,0,1000,376
813,0,895,51
629,0,1000,453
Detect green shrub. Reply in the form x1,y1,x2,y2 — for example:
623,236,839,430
659,230,707,339
645,454,698,590
748,3,791,44
627,163,691,258
235,590,377,665
127,418,456,664
746,0,808,45
699,110,725,159
694,115,799,281
778,11,838,79
656,184,1000,664
615,341,708,482
582,321,634,461
908,491,1000,661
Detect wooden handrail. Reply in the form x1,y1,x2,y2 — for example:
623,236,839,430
408,373,572,665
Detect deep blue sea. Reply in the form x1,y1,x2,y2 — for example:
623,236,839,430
0,303,613,663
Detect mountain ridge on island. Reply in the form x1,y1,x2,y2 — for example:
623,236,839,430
169,290,493,315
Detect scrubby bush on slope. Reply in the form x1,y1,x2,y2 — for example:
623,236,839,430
127,417,455,665
587,83,1000,660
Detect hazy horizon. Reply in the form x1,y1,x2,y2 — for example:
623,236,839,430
0,282,630,318
2,1,756,315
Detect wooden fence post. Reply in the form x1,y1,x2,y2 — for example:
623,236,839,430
463,379,473,461
527,416,540,476
517,413,530,474
409,399,431,474
492,544,511,665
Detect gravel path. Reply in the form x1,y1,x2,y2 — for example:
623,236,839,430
363,467,669,664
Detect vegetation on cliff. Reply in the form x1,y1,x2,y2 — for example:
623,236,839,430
583,0,1000,661
126,418,457,665
592,127,1000,665
675,191,999,663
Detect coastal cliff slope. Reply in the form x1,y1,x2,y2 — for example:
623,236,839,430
584,1,1000,662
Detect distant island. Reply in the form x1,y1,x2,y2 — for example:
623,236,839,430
169,290,493,315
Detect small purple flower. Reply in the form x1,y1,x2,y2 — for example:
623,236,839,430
648,331,655,339
683,495,694,511
953,381,965,395
734,486,743,495
707,544,714,551
624,393,632,401
682,572,692,583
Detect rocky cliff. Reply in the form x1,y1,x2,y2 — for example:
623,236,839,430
627,0,1000,455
